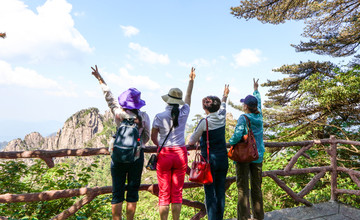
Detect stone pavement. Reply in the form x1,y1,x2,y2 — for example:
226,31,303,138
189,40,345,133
228,201,360,220
264,201,360,220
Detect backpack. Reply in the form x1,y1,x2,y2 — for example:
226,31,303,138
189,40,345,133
111,118,141,163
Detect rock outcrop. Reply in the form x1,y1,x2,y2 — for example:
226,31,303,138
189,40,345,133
3,108,115,152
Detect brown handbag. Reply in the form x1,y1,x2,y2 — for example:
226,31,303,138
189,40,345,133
227,115,259,163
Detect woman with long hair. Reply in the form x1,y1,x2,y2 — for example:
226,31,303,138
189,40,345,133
229,79,265,220
151,67,196,220
91,65,150,220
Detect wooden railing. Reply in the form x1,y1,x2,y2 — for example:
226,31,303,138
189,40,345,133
1,136,360,219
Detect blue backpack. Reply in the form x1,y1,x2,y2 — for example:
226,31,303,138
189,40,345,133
111,118,141,163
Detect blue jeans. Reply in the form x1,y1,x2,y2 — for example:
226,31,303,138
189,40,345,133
204,153,229,220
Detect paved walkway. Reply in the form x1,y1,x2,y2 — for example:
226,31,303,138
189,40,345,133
228,201,360,220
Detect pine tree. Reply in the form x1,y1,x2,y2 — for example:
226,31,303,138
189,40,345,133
262,61,360,141
231,0,360,57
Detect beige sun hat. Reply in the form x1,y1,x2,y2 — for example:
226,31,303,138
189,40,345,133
162,88,185,105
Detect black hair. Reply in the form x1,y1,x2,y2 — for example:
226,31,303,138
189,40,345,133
169,104,180,127
126,109,143,128
202,96,221,113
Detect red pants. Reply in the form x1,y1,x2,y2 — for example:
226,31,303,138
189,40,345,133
156,146,188,206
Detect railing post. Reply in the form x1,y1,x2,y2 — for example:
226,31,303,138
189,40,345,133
330,135,338,201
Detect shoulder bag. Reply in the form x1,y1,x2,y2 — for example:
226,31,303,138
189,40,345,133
189,118,213,185
146,125,173,171
227,115,259,163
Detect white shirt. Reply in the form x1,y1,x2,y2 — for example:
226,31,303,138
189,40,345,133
152,104,190,147
189,102,226,145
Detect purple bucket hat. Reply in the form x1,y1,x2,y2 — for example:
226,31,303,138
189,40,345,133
118,88,146,110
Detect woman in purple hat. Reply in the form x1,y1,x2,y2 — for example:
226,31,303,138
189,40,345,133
91,65,150,220
151,67,196,220
229,79,265,220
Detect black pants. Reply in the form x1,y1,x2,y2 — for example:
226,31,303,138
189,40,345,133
204,153,229,220
236,162,264,220
110,149,144,204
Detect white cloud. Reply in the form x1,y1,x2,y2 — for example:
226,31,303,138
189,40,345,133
0,60,58,89
104,68,160,90
129,43,169,64
0,60,78,97
120,25,139,37
125,63,134,70
233,49,263,67
74,11,85,17
46,89,78,97
0,0,93,61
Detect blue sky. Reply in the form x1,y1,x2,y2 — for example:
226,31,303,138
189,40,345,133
0,0,344,141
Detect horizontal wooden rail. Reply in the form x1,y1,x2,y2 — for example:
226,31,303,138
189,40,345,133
1,138,360,219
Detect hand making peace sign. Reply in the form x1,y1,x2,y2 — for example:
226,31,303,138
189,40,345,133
253,78,259,91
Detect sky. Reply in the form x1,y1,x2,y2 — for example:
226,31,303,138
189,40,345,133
0,0,345,142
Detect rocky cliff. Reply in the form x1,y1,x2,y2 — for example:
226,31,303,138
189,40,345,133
3,108,115,152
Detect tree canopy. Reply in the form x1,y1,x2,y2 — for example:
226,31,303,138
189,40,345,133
231,0,360,57
262,61,360,141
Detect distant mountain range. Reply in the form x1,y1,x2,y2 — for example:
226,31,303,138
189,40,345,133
0,119,64,142
2,108,113,152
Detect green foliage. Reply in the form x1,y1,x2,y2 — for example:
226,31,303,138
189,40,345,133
0,159,111,219
231,0,360,57
65,107,100,124
262,62,360,141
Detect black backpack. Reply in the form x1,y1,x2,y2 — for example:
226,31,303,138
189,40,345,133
111,118,141,163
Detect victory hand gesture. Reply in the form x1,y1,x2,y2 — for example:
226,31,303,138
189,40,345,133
253,78,259,91
223,84,230,97
91,65,106,85
189,67,196,80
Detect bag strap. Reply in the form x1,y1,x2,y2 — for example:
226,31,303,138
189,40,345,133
205,118,210,163
157,125,174,154
242,115,252,133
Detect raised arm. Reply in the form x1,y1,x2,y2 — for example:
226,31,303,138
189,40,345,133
253,78,259,92
253,78,262,112
91,65,123,117
184,67,196,106
222,84,229,103
91,65,106,85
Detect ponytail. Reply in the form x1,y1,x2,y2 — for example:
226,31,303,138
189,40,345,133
170,104,180,127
